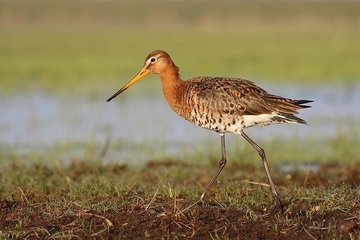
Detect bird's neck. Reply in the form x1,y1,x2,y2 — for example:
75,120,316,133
159,68,187,117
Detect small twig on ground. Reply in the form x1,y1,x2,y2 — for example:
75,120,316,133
303,228,318,240
17,187,29,204
81,211,114,227
241,180,270,187
145,188,159,211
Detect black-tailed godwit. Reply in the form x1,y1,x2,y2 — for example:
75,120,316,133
107,50,312,215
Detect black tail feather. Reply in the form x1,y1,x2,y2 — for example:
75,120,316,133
295,100,313,108
279,113,308,124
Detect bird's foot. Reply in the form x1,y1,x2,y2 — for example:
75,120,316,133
261,198,283,218
195,197,205,206
175,198,204,216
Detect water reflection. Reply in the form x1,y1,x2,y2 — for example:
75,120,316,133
1,84,359,162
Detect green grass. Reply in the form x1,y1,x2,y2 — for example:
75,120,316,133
0,134,359,239
1,131,359,193
1,1,360,95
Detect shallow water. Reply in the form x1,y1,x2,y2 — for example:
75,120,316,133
1,83,359,162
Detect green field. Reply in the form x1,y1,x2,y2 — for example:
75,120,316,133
1,1,360,95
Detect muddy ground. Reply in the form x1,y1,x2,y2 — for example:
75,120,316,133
0,162,359,239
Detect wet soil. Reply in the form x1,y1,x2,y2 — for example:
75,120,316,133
0,162,359,239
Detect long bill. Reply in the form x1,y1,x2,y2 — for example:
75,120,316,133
106,67,150,102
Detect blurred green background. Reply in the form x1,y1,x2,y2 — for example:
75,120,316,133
1,1,360,164
1,1,359,95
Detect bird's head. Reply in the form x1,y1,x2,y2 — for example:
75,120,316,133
107,50,178,102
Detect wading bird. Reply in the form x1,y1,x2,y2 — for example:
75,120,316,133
107,50,312,215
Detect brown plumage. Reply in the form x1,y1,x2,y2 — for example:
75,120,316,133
107,50,312,216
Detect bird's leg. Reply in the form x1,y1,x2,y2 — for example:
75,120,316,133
241,131,283,216
197,133,227,204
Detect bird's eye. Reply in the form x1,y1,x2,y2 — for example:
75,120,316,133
150,57,156,63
